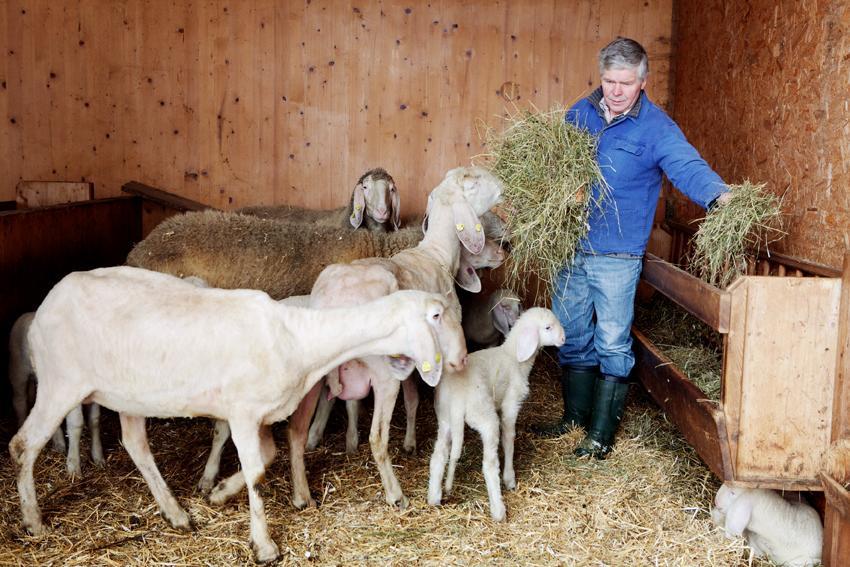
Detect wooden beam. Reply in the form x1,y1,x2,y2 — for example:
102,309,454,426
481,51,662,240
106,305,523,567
641,253,731,332
121,181,211,212
823,252,850,567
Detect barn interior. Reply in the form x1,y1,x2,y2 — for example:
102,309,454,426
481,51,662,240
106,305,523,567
1,1,848,564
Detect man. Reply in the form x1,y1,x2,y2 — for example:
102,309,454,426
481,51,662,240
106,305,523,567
532,37,730,458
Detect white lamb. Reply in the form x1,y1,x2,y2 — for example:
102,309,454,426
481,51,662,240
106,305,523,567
10,265,460,564
8,311,104,476
711,482,822,566
428,307,565,521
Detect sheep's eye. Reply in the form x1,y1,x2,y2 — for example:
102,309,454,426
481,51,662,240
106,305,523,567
545,325,552,331
390,185,396,192
362,184,369,192
432,313,441,321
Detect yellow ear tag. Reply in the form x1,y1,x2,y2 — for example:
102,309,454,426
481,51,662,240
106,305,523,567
435,353,442,363
355,205,362,211
351,213,356,219
421,361,432,372
475,223,482,232
455,223,464,231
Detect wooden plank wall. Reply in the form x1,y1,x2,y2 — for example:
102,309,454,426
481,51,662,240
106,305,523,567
670,1,850,269
0,198,142,416
0,0,673,218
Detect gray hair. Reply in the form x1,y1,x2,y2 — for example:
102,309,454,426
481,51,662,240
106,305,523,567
598,37,648,80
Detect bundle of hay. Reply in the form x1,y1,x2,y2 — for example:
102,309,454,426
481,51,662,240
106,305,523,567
480,106,607,300
634,295,723,400
690,181,784,288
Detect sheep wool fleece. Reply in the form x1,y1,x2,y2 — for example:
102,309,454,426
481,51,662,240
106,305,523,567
566,88,727,256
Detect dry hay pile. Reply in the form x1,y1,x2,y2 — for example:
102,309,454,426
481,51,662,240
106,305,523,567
690,181,784,288
480,107,607,302
0,357,769,565
634,295,724,400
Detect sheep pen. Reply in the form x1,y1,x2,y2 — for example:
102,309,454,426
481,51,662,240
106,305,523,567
0,353,771,565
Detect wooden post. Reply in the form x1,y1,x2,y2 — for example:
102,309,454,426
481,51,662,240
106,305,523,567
823,252,850,566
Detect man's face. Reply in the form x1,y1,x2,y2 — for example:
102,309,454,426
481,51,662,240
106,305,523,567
600,66,646,116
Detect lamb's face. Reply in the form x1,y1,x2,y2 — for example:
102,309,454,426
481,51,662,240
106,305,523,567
448,166,503,215
535,310,565,348
714,482,740,512
361,174,396,224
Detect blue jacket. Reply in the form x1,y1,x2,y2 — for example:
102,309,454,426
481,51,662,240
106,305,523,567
566,89,727,256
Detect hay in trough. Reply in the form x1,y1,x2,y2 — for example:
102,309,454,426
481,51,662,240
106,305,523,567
0,355,770,565
634,295,723,400
479,106,608,301
690,180,785,288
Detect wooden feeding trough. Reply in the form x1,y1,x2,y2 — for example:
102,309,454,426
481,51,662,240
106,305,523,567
633,225,849,493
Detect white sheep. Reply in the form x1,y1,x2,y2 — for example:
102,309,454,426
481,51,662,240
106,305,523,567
11,265,459,564
8,311,104,476
305,231,507,455
461,288,524,350
710,482,822,566
428,308,565,521
238,167,400,231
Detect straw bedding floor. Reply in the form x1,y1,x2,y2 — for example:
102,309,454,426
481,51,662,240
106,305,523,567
0,353,770,566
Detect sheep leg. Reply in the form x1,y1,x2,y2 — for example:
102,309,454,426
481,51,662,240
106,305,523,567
208,424,276,505
369,373,407,508
427,421,451,505
10,390,81,535
11,379,28,429
345,400,360,454
50,427,67,455
443,411,465,497
500,407,519,490
64,405,84,478
87,403,105,467
198,419,231,494
119,413,191,531
401,377,419,454
288,381,322,509
229,418,279,564
474,416,506,521
306,383,333,450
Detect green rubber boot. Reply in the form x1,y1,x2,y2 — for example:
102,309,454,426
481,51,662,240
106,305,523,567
531,366,599,438
574,375,630,459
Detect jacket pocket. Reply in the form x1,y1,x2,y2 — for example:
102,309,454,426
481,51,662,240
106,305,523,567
612,137,645,156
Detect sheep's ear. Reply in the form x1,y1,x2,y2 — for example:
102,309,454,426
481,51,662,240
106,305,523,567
350,184,366,228
515,326,539,362
492,302,514,337
455,257,482,293
452,202,485,254
416,303,445,387
724,499,753,537
390,183,401,230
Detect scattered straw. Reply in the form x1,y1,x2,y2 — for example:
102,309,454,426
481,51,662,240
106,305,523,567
690,181,785,288
634,295,723,400
478,106,608,301
0,355,768,565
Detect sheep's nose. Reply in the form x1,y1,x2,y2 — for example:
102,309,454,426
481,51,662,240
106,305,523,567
449,354,468,372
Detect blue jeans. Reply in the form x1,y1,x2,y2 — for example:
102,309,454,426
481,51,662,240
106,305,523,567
551,252,643,378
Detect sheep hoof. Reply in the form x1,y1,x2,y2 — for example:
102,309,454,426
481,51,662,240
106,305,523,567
252,539,280,564
427,495,441,507
197,477,215,496
293,496,317,510
66,462,82,480
490,505,506,522
345,441,358,455
393,495,409,510
166,509,193,532
402,442,416,455
23,519,46,537
503,477,516,491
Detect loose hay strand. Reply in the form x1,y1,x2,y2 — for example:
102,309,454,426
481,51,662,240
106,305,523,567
690,180,785,288
479,106,608,301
